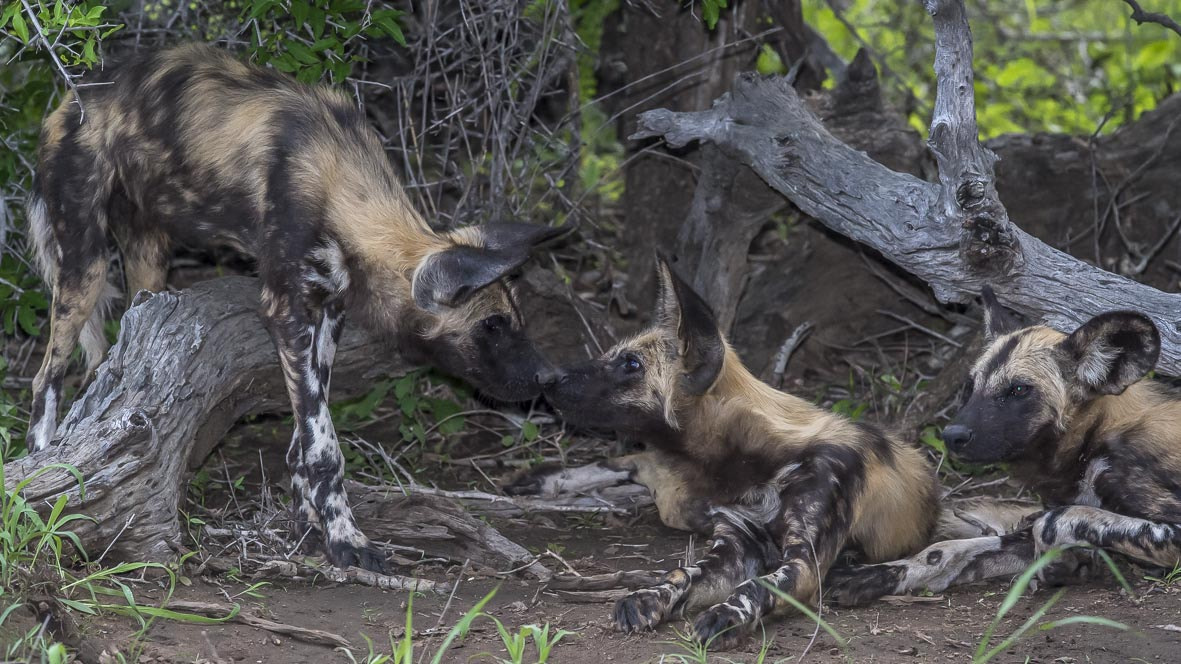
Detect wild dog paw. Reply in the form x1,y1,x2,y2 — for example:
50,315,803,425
503,462,563,496
326,538,389,574
824,563,905,606
691,603,749,649
613,588,669,632
1035,548,1099,588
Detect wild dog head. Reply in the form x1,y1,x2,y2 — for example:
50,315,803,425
942,286,1160,463
537,256,724,446
396,221,569,402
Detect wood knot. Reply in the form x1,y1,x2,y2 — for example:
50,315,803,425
955,180,987,209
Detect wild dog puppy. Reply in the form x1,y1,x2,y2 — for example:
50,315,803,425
825,287,1181,605
516,258,939,645
27,43,565,572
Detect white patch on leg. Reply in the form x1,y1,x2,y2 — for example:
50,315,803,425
325,492,368,547
29,386,58,451
306,403,340,464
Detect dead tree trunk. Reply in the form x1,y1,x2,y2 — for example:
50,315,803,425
0,277,549,576
632,0,1181,374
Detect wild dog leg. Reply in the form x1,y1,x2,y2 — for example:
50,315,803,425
825,529,1036,606
691,480,852,646
29,257,109,451
1034,505,1181,569
614,517,778,632
262,285,386,572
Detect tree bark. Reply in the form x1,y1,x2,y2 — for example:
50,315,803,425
631,1,1181,374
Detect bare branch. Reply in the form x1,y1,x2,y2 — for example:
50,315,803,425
1119,0,1181,38
630,73,1181,372
18,0,85,121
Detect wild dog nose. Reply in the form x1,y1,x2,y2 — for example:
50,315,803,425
942,424,973,449
534,367,566,387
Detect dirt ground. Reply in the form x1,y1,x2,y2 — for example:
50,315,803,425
77,478,1181,664
84,514,1181,664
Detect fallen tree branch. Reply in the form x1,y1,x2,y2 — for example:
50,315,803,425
630,1,1181,373
165,599,352,648
251,559,442,593
546,570,665,591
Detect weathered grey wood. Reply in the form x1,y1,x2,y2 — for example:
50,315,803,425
3,277,409,563
631,1,1181,374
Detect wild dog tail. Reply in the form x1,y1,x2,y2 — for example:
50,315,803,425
26,184,119,373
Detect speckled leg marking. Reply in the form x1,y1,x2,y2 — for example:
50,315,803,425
263,270,386,573
614,517,776,634
1034,505,1181,569
824,530,1036,606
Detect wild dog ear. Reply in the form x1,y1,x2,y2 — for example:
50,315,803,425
478,221,573,253
412,246,527,310
980,285,1022,341
1059,311,1160,396
654,255,725,395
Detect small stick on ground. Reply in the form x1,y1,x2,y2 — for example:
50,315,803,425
166,599,351,648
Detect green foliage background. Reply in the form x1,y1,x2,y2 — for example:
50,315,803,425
805,0,1181,137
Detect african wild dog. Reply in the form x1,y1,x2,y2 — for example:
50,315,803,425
27,43,565,572
825,287,1181,605
509,257,940,645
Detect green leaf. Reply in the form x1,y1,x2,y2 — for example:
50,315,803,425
756,44,786,76
12,11,29,43
290,0,309,26
17,304,39,336
700,0,728,30
1134,40,1175,71
521,420,539,442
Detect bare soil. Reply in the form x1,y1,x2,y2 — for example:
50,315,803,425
67,475,1181,664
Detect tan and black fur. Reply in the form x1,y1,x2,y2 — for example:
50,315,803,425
509,258,939,645
826,287,1181,605
27,43,565,571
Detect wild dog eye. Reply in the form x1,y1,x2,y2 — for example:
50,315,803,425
482,314,510,333
1007,383,1031,398
621,353,643,373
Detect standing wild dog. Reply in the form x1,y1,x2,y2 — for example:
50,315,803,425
28,43,565,572
514,257,939,645
825,287,1181,605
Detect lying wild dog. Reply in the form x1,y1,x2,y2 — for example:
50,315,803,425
511,258,939,645
825,287,1180,605
27,43,565,572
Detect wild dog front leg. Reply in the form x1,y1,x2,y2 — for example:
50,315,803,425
262,287,386,572
692,457,861,647
825,530,1036,606
614,518,777,632
1034,505,1181,570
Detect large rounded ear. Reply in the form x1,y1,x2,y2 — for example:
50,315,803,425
980,285,1022,341
654,256,724,395
412,246,528,310
478,221,574,253
1059,311,1160,396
